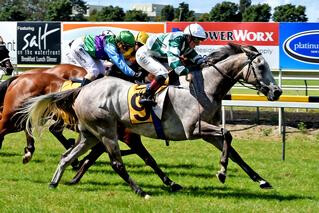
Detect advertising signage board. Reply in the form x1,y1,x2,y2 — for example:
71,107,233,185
61,22,165,63
17,22,61,66
280,23,319,70
166,22,279,69
0,22,17,64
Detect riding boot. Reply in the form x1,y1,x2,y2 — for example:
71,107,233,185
139,75,166,106
81,78,91,87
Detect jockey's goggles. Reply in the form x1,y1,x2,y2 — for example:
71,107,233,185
122,43,133,51
191,36,205,43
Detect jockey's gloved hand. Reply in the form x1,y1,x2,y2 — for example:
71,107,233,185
197,56,210,69
134,71,143,79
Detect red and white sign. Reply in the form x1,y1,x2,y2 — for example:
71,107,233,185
167,22,280,69
167,22,279,46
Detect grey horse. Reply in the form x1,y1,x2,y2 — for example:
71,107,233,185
21,43,282,198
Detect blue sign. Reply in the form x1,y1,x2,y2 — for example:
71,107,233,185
280,23,319,70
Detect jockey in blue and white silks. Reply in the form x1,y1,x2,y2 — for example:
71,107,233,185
136,23,207,106
68,31,138,86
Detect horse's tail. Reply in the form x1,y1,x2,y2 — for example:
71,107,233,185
0,76,18,106
18,87,82,136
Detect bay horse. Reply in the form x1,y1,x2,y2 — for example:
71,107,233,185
0,43,14,76
0,64,86,163
21,43,282,198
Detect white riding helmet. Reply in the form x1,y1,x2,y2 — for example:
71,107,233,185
183,23,207,40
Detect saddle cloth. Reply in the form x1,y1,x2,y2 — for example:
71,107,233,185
60,80,81,91
127,84,168,124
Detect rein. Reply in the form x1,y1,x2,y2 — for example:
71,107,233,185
190,52,262,136
210,52,262,91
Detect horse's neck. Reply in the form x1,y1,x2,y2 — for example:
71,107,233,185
202,53,246,100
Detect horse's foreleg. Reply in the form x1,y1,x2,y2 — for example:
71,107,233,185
0,117,13,149
50,131,98,188
70,142,105,184
0,135,3,150
123,130,182,192
102,134,150,199
228,146,272,189
193,121,232,184
0,117,20,150
195,122,271,189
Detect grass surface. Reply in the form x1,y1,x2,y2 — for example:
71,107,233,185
0,129,318,212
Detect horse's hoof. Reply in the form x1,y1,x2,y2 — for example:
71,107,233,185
69,178,79,185
216,171,226,184
144,194,151,200
71,159,80,170
22,153,32,164
49,183,58,189
170,182,183,192
136,188,148,198
259,180,272,189
68,138,75,146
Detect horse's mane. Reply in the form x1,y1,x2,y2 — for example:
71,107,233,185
206,43,258,64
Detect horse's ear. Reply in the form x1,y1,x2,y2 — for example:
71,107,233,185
228,42,242,53
241,46,256,59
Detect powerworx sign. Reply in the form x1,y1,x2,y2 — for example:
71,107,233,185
207,30,274,42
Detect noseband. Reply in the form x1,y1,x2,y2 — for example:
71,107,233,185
0,57,10,66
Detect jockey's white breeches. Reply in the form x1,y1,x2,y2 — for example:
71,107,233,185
136,45,169,78
69,37,105,80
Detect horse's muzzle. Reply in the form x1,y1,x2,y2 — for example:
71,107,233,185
258,82,282,101
266,85,282,101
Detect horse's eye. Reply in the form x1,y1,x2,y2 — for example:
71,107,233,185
258,64,265,70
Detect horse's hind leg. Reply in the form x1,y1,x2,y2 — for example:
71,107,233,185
69,142,105,184
49,121,75,149
23,130,35,164
49,122,80,169
50,130,98,188
193,121,232,184
123,130,182,192
69,141,135,185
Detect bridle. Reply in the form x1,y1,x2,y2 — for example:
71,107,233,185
211,52,263,91
0,57,13,75
0,57,10,66
0,44,11,70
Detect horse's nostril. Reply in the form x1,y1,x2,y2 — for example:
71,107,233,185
274,89,282,97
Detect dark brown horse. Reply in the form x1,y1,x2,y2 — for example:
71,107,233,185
0,64,181,191
0,43,14,76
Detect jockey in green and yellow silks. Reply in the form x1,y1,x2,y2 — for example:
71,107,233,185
135,23,207,106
